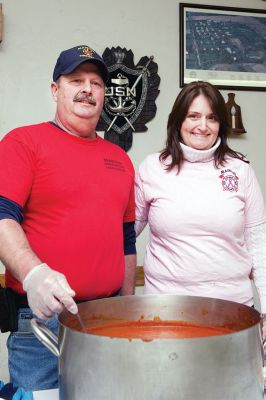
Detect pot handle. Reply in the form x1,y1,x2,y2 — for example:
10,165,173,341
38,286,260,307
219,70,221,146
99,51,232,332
31,318,60,357
263,338,266,390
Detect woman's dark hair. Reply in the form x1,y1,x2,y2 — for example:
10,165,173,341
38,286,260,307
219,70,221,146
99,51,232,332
160,81,248,171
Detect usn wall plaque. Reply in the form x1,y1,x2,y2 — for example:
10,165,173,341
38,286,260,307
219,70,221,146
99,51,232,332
97,47,160,152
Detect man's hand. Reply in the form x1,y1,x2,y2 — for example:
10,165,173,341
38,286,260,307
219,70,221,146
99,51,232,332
23,263,78,319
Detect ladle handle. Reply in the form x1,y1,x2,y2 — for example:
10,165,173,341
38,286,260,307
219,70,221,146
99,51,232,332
31,318,59,357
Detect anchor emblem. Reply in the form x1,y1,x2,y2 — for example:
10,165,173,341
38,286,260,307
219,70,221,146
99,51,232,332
105,73,137,132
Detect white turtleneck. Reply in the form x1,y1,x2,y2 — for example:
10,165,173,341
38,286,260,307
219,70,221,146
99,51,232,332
180,137,221,163
135,142,266,310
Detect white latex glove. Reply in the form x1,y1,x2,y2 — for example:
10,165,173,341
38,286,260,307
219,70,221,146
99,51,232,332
23,263,78,319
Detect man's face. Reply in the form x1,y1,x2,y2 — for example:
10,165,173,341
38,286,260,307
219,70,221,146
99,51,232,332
51,62,105,135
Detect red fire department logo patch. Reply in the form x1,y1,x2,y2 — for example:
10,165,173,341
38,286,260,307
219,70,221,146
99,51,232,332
78,46,94,58
219,169,239,192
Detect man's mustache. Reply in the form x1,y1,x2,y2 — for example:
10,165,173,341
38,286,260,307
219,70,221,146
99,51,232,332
73,93,97,105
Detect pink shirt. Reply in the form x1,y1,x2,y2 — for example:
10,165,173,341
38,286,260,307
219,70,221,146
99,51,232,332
135,141,266,306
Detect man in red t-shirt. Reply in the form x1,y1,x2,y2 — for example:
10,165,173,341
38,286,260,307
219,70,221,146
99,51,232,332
0,45,136,391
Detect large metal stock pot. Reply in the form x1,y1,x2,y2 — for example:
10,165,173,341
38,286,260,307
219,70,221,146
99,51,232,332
31,295,264,400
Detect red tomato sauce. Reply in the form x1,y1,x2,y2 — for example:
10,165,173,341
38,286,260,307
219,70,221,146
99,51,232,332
86,320,234,340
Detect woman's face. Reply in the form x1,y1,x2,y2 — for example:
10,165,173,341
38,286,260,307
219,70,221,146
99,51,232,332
180,94,220,150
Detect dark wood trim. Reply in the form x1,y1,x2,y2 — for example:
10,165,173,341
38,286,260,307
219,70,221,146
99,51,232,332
0,273,5,287
135,266,144,287
0,267,144,289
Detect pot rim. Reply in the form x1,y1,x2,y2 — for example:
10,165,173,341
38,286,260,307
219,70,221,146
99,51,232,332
58,294,261,337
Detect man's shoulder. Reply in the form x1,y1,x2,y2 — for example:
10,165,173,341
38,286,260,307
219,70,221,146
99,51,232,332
98,136,133,162
4,122,49,138
98,135,124,151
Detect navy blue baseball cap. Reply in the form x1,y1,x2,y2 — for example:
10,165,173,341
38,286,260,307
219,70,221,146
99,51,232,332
53,45,109,83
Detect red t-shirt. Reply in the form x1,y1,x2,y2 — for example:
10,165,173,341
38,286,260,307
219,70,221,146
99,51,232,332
0,122,135,300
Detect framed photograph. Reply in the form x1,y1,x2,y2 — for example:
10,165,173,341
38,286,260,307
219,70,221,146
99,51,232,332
179,3,266,90
0,4,2,43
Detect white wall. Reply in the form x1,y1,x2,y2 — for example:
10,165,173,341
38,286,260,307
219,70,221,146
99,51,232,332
0,0,265,265
0,0,265,382
0,0,266,264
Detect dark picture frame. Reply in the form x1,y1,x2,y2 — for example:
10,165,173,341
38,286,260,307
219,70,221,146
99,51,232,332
179,3,266,91
0,4,2,43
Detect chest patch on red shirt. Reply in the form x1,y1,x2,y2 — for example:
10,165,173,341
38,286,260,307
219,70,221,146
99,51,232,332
104,158,125,172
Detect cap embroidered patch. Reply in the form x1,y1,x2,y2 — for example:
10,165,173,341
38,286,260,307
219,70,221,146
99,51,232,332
79,46,94,58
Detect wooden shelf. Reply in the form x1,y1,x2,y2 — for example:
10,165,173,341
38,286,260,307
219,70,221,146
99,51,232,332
135,266,144,287
0,267,145,289
0,273,5,287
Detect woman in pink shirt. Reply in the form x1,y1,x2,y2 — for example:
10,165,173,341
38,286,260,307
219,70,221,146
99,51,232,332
135,81,266,337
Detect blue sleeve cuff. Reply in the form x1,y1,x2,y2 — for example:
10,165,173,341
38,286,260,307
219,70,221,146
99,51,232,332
123,221,136,255
0,196,23,223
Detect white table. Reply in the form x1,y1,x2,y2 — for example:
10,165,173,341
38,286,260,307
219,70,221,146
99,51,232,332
33,389,266,400
33,389,58,399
